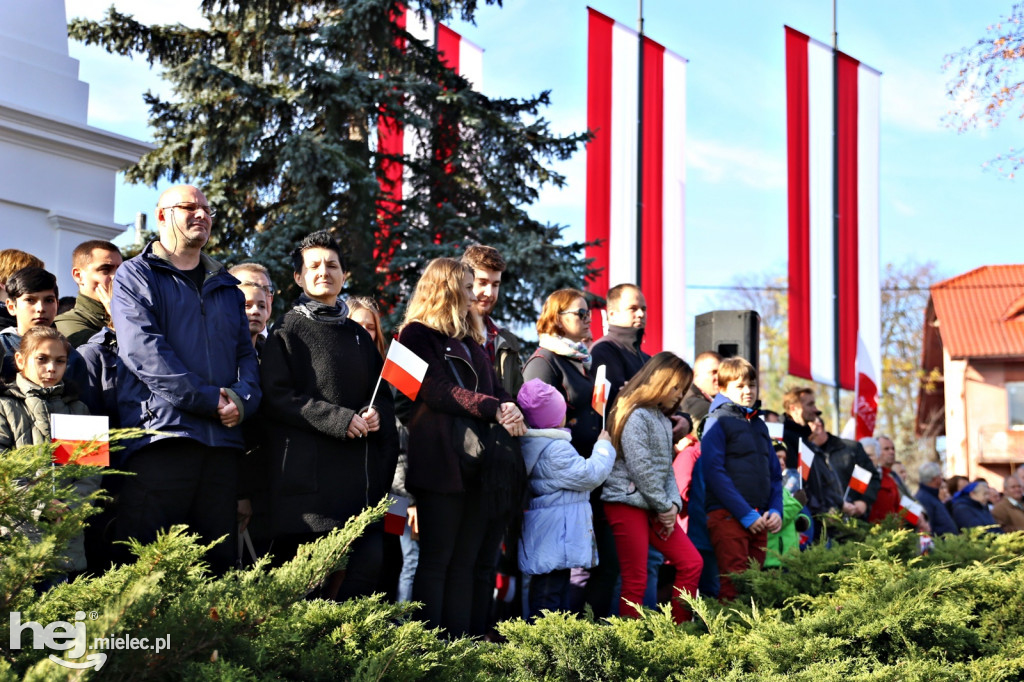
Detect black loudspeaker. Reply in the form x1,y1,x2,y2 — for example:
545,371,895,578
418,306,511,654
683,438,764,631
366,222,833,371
694,310,760,372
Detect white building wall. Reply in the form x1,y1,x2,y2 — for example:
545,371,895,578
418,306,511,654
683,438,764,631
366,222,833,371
0,0,150,295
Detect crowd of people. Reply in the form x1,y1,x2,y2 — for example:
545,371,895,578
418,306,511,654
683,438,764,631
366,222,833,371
2,183,1022,639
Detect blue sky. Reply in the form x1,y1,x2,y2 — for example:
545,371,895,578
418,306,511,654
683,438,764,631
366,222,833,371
66,0,1024,332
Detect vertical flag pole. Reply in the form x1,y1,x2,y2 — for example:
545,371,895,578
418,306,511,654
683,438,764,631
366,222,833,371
831,0,842,433
635,0,645,290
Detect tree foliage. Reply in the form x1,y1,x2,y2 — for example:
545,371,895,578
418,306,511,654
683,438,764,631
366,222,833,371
945,2,1024,174
67,0,592,325
5,438,1024,680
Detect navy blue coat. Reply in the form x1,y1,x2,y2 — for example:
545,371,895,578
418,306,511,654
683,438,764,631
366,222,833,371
111,242,261,455
701,394,783,529
915,483,959,535
951,496,1002,533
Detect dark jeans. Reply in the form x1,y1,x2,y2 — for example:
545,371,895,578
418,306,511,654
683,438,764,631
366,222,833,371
116,439,239,574
527,569,571,620
412,486,505,638
583,495,620,617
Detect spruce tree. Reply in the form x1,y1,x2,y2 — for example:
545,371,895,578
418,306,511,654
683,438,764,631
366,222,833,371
68,0,592,324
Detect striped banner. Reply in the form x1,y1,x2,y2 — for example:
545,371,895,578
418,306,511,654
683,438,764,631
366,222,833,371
785,26,880,398
376,7,483,263
586,8,687,357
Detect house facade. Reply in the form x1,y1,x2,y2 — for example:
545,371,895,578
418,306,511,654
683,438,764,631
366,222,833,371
917,265,1024,484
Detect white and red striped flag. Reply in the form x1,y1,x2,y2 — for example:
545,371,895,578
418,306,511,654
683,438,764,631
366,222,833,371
785,26,880,421
384,493,410,535
798,441,816,481
898,495,923,526
51,414,109,466
380,339,429,401
591,364,612,428
586,8,687,357
376,6,483,264
848,463,873,494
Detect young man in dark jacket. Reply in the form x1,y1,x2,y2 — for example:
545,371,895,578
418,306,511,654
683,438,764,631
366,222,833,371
462,245,523,398
112,184,261,574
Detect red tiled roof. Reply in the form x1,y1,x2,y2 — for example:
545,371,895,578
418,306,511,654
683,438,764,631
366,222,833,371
931,265,1024,359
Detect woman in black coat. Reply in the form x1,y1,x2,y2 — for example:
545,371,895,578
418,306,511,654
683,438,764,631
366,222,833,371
397,257,526,638
260,231,399,599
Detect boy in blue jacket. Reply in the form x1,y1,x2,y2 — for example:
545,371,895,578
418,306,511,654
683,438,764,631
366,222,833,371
700,357,783,601
516,379,615,620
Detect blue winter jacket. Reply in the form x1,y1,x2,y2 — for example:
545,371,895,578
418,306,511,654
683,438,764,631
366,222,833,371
951,496,1002,533
915,483,958,535
518,428,615,575
701,394,783,529
111,242,261,455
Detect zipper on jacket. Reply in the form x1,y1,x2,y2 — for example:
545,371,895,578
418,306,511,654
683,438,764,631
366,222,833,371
444,353,480,391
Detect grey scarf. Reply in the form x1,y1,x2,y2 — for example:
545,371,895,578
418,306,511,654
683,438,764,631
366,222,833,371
292,294,350,324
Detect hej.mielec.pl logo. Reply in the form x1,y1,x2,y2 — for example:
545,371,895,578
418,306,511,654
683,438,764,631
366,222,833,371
9,610,172,671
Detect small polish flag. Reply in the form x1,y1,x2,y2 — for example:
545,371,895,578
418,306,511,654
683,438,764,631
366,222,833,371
384,494,410,536
381,339,429,401
849,464,872,494
798,441,816,480
766,421,784,441
50,414,109,466
592,364,611,420
898,495,923,526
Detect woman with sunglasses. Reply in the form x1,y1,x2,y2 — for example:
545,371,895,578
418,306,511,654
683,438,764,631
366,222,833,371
523,289,602,458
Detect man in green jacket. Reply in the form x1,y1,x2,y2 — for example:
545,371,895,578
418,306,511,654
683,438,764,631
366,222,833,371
55,240,122,348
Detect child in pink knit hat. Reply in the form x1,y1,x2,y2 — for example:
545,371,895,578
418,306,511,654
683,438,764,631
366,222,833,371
515,378,615,619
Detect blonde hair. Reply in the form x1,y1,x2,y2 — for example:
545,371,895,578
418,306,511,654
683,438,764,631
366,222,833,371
348,296,388,359
401,258,483,343
608,351,693,454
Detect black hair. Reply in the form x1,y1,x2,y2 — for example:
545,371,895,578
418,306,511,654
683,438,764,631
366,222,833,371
290,230,345,273
6,267,58,299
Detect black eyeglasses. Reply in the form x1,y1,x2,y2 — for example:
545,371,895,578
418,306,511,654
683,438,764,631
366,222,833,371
163,202,217,217
559,308,591,320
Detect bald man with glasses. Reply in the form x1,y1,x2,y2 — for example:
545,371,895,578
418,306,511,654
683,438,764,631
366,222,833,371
111,184,261,573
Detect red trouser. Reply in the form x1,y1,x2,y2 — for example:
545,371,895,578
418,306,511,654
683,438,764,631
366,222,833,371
603,502,703,623
706,508,767,602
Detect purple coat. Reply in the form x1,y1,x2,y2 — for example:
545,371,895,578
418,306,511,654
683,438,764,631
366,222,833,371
398,321,514,494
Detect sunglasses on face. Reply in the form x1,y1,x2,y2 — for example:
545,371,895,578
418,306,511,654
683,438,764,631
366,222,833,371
559,308,591,320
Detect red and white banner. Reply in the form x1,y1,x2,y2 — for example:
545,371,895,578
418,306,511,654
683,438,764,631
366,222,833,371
785,26,880,400
51,414,109,466
848,463,873,494
381,339,429,401
376,7,483,263
586,8,687,357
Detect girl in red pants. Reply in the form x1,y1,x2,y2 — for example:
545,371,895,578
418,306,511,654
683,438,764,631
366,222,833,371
601,352,703,623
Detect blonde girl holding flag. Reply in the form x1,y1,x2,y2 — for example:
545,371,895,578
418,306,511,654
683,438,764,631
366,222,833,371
600,351,703,623
397,257,526,638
